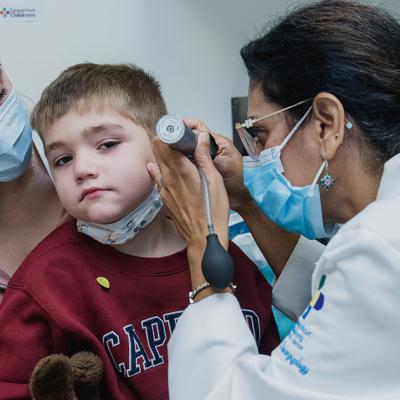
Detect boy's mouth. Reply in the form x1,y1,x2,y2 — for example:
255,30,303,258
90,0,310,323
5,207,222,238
80,187,108,201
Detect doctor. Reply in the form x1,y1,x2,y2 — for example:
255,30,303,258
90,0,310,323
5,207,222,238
148,0,400,398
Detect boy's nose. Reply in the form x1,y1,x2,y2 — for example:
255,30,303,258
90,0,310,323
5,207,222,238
73,157,99,182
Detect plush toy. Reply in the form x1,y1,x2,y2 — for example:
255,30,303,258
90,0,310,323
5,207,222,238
30,351,103,400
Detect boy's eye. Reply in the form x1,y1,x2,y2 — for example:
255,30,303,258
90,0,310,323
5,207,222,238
54,155,72,167
98,141,119,150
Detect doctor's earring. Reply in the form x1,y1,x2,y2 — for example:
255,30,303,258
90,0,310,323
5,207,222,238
319,159,336,191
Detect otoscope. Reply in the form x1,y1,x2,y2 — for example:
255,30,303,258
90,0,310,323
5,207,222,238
156,115,234,289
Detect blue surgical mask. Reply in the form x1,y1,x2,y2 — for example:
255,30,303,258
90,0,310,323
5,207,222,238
243,107,336,240
77,186,163,245
0,89,32,181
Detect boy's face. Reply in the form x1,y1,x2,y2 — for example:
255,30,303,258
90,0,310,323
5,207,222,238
44,108,155,224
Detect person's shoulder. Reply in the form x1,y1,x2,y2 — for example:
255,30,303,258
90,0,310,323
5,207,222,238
9,220,86,288
317,194,400,284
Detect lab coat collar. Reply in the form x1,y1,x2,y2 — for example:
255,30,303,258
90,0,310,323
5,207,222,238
376,153,400,200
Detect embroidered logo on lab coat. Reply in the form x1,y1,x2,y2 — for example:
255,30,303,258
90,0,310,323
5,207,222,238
278,274,327,376
302,274,326,319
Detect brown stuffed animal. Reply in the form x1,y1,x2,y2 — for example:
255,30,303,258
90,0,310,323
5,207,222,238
30,351,103,400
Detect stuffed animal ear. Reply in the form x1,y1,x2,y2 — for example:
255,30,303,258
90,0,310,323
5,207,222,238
70,352,103,400
30,354,77,400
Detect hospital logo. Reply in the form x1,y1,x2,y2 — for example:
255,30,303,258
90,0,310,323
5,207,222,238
0,7,10,16
0,7,36,18
302,274,326,319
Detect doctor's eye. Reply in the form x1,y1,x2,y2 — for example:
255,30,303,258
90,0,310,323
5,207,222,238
54,155,73,167
248,127,269,145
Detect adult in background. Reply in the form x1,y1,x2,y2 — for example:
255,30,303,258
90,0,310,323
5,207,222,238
0,64,69,302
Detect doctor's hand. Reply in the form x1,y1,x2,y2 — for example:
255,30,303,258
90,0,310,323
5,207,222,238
184,118,252,212
147,133,230,289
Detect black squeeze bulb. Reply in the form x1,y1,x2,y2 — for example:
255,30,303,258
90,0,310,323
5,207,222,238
156,114,233,289
156,115,218,159
201,234,234,290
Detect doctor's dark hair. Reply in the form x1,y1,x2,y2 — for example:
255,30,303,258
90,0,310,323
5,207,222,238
31,63,167,139
241,0,400,167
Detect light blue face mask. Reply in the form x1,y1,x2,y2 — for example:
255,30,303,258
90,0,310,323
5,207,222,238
0,89,32,182
77,186,163,245
243,106,336,240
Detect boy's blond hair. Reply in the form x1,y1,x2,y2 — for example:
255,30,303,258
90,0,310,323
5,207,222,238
31,63,167,138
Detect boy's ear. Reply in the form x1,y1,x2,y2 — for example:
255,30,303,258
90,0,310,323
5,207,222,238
310,92,346,160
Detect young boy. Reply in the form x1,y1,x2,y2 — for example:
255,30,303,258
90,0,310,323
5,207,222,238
0,63,279,399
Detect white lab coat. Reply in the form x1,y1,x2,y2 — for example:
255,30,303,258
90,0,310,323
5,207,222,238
168,154,400,400
272,235,324,321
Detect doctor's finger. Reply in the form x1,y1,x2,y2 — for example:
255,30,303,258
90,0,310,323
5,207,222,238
146,162,163,189
193,132,218,174
152,136,183,171
151,136,198,183
211,132,234,151
183,117,211,133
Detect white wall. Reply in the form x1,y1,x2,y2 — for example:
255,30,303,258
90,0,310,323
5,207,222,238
1,0,399,138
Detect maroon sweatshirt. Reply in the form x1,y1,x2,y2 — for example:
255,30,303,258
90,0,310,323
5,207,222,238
0,221,279,399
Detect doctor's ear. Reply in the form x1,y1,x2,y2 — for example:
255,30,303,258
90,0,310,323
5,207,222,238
310,93,346,160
